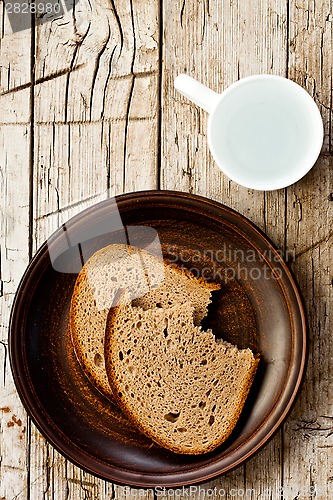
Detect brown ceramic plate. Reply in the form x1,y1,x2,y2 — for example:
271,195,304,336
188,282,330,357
9,190,306,487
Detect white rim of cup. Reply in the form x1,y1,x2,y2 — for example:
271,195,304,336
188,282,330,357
207,75,324,191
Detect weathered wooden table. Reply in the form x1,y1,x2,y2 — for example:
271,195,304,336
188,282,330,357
1,0,332,498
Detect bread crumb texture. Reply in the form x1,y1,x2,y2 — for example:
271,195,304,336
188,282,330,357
105,300,258,455
70,244,219,398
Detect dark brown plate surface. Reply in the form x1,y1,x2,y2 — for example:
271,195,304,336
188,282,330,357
9,190,306,487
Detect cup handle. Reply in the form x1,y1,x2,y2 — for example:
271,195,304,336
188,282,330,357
174,74,219,113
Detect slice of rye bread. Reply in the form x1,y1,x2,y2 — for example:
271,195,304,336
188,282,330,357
70,244,220,399
104,300,259,454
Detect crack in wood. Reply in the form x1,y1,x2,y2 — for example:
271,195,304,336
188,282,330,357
107,122,112,194
64,23,91,124
79,471,99,498
0,340,7,387
123,75,135,190
33,116,155,125
156,0,163,190
0,123,33,128
66,123,71,220
1,462,26,473
101,45,117,120
109,483,115,500
0,64,86,97
64,461,70,500
28,9,36,266
26,416,31,500
294,229,333,259
292,194,303,223
101,68,159,80
89,21,111,121
329,69,332,154
109,0,124,54
180,0,186,28
295,417,333,439
68,477,99,488
122,0,136,191
35,190,108,220
201,0,207,42
43,444,52,498
1,0,5,39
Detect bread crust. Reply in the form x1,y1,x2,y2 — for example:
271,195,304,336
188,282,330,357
70,268,116,399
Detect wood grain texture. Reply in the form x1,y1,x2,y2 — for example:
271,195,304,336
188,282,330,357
282,3,333,499
282,4,333,497
161,1,288,498
0,4,31,499
0,125,30,500
284,157,333,500
0,0,332,498
30,0,160,498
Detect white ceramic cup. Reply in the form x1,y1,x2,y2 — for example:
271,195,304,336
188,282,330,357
174,74,324,190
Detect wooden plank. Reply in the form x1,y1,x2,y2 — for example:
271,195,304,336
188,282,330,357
161,0,288,497
0,3,32,499
288,0,333,154
161,0,290,232
283,2,333,497
124,74,159,191
0,125,31,500
283,157,333,499
30,0,160,497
